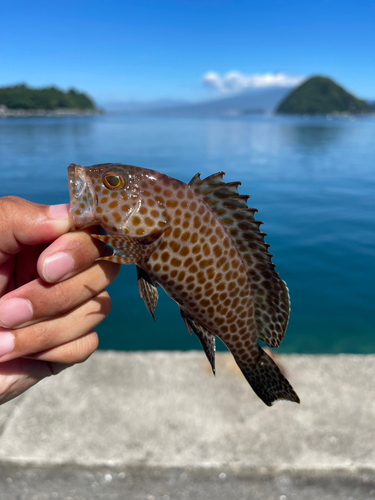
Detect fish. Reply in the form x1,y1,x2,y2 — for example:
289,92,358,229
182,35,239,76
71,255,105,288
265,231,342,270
68,163,300,406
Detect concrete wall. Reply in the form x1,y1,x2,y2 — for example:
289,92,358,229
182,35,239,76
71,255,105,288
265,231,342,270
0,352,374,472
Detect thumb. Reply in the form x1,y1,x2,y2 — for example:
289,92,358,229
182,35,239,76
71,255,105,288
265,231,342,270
0,196,72,265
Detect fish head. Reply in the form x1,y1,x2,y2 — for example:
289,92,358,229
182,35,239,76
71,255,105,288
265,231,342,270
68,163,169,236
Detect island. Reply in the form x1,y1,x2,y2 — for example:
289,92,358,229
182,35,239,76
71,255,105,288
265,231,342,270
0,84,98,117
276,76,371,115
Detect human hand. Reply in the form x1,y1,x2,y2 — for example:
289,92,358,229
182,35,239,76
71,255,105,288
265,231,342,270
0,196,120,404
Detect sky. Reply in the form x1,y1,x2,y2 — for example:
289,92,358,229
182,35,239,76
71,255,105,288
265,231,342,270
0,0,374,104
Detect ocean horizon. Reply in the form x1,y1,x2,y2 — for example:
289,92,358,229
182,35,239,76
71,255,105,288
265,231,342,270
0,113,374,354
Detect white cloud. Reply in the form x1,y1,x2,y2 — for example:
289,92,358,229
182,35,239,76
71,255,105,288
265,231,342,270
203,71,305,93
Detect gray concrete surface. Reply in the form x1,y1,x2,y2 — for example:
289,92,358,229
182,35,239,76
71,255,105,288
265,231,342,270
1,465,375,500
0,352,374,499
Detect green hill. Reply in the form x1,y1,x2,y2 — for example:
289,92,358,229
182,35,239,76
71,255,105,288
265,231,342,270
0,84,96,111
276,76,371,115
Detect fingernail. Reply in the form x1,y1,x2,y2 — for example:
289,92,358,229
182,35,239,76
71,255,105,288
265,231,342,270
49,204,72,233
49,204,70,220
0,298,33,328
42,252,75,282
0,330,15,357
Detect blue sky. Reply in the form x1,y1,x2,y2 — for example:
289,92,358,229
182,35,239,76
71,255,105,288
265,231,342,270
1,0,374,104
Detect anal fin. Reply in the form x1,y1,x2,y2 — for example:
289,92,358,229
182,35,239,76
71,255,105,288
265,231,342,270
236,345,300,406
180,310,216,375
137,266,158,320
92,234,142,264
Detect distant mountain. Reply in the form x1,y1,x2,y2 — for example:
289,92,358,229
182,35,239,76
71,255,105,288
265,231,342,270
103,87,293,116
276,76,371,115
102,98,189,113
0,84,96,111
147,87,292,116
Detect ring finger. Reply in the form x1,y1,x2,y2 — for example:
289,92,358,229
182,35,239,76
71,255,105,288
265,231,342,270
0,260,119,329
0,290,111,363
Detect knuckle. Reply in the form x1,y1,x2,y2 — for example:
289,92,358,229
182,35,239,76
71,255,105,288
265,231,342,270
81,331,99,360
96,260,121,286
50,280,76,310
0,195,24,209
0,196,21,225
96,290,112,317
70,331,99,364
32,322,54,352
68,231,101,265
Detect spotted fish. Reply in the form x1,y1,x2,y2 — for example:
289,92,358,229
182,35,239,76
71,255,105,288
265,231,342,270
68,163,300,406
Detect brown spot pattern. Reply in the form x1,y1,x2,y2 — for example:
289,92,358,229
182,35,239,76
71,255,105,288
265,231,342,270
68,163,298,406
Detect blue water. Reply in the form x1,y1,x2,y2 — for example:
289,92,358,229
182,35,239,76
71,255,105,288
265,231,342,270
0,114,374,354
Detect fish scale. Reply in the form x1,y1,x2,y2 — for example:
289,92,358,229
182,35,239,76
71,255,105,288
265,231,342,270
68,163,300,406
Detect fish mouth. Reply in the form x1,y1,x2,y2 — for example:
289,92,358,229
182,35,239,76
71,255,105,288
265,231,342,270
68,164,97,230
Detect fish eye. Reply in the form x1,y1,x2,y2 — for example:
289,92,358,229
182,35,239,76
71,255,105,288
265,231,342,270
103,173,126,190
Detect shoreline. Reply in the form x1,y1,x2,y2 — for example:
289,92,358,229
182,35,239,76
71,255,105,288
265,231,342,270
0,105,101,118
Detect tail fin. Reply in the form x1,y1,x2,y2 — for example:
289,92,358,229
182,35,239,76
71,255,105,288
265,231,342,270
237,346,300,406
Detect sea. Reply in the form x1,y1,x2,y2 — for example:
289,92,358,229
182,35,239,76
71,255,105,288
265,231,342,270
0,113,374,354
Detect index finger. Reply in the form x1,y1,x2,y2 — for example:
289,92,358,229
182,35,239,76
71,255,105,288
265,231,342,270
0,197,72,266
37,228,108,283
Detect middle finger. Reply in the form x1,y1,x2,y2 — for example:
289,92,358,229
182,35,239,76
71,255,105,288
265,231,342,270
0,260,119,329
37,229,108,284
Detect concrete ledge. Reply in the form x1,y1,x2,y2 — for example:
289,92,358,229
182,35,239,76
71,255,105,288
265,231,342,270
0,352,374,473
1,464,374,500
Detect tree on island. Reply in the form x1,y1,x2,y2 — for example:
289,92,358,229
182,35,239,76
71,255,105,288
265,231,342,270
276,76,371,115
0,84,96,111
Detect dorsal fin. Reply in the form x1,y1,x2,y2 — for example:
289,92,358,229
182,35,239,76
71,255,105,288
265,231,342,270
189,172,290,348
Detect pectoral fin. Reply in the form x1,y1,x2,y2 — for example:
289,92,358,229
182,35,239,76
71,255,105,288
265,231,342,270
137,266,159,320
92,234,142,264
180,310,216,375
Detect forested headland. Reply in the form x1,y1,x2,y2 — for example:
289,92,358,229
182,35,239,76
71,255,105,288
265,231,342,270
0,84,97,116
276,76,371,115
